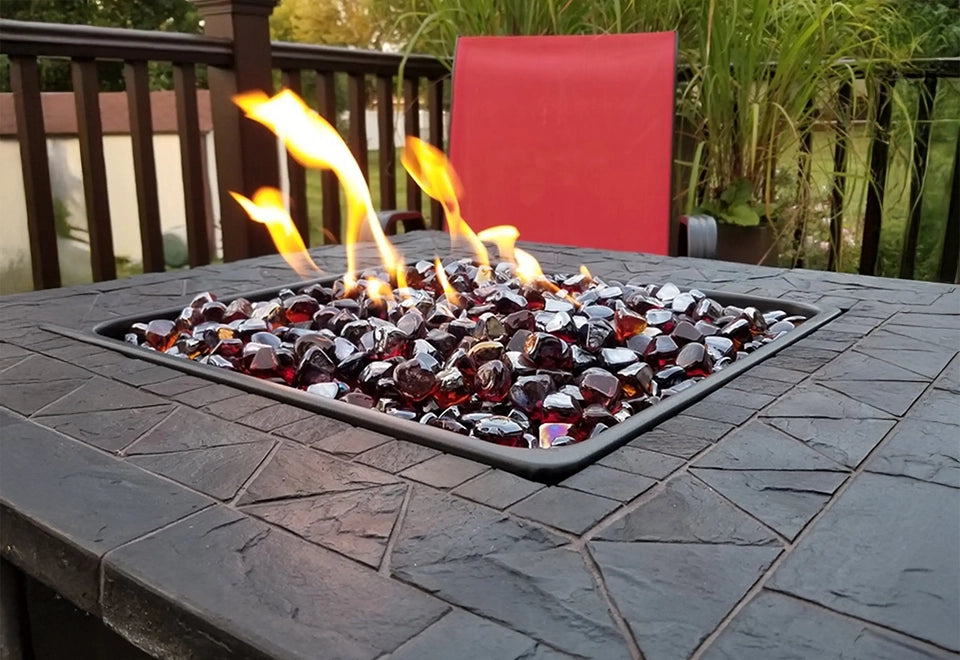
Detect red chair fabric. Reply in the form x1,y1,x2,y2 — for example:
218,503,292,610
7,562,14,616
449,33,677,255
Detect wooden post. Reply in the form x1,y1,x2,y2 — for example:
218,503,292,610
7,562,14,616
193,0,279,262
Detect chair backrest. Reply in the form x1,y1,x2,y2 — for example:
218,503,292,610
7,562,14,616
449,33,677,255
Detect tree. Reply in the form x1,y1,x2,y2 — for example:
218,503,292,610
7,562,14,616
270,0,412,50
0,0,201,91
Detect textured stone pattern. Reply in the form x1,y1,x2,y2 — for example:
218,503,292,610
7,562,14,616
1,232,957,659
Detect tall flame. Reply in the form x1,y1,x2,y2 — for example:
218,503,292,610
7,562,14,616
401,137,488,267
228,90,570,295
434,258,461,306
229,187,320,278
233,89,399,285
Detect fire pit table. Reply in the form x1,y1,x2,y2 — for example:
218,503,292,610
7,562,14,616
1,231,958,659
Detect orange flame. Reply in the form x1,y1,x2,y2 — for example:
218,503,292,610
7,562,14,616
580,265,594,281
434,258,461,306
233,89,400,285
228,90,591,295
477,225,519,263
365,277,394,302
401,137,488,267
229,188,320,278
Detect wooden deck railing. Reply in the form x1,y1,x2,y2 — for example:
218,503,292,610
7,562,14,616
1,0,958,290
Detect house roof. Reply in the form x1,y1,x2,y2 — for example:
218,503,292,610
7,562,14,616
0,89,213,137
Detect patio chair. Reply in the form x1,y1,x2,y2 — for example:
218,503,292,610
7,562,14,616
381,32,716,258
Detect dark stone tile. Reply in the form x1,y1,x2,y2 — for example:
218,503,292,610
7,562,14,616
126,407,274,455
764,354,831,374
0,355,89,415
273,414,353,446
108,361,183,387
703,590,943,660
683,399,756,426
652,415,735,443
934,354,959,393
172,383,239,407
726,375,795,397
691,469,847,539
599,446,685,480
102,506,448,660
34,405,174,453
400,454,489,489
509,487,619,534
0,412,211,613
391,494,628,659
313,427,393,457
389,610,538,660
237,443,397,504
765,417,896,468
822,379,928,417
815,350,930,382
699,386,776,411
356,440,440,474
237,403,314,432
873,325,960,352
909,389,959,425
142,375,210,397
452,469,544,510
749,364,808,384
242,482,407,567
694,421,845,471
589,541,780,660
856,348,954,380
202,393,276,419
866,419,960,489
392,488,563,570
762,384,894,419
0,342,31,362
770,472,960,651
560,465,655,502
33,376,169,416
630,430,712,459
889,311,960,330
128,440,275,500
593,474,777,545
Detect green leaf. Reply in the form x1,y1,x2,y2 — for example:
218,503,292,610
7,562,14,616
722,203,761,227
720,179,753,207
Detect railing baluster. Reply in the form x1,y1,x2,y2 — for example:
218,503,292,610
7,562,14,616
403,77,422,214
10,55,60,290
123,61,165,273
427,77,444,229
377,75,397,211
828,82,851,272
173,63,211,268
939,128,960,284
316,70,342,243
348,73,369,181
860,77,893,276
899,75,939,280
71,58,116,282
281,69,309,244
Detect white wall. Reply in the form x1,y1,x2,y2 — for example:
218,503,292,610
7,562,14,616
1,109,446,294
1,134,218,294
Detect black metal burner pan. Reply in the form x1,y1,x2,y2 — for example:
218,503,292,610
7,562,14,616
55,277,838,483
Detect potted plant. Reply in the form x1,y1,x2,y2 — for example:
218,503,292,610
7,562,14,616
675,0,911,266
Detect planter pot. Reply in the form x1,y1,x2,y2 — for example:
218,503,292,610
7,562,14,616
716,223,778,266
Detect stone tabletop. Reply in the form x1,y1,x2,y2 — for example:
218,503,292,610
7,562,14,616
1,231,957,659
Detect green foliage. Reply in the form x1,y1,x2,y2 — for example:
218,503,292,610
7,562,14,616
0,0,201,91
698,179,762,226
